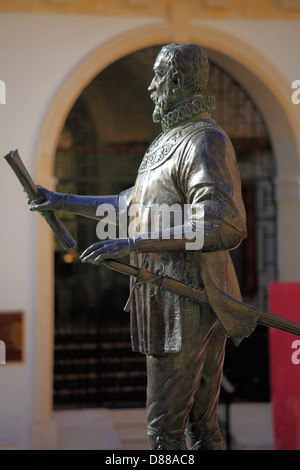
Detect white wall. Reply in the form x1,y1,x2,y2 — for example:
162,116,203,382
0,12,299,449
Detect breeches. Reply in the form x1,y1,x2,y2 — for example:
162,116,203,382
146,299,227,450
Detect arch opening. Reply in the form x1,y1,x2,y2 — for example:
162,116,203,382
52,46,276,409
33,27,300,423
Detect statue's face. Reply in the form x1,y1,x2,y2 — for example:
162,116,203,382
148,52,175,123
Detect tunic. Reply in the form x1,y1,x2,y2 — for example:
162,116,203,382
119,117,255,354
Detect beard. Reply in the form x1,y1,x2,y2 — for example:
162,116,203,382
152,93,170,123
151,79,175,124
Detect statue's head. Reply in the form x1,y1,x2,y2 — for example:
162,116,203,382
148,43,209,124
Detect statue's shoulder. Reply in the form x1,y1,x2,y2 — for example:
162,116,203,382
187,118,231,150
189,118,226,138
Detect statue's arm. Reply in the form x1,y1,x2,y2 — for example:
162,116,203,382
30,186,133,221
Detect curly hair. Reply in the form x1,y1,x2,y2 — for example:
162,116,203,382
160,43,209,95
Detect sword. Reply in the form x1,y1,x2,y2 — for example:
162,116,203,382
103,258,300,338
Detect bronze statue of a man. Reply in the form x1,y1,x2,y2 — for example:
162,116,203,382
31,43,249,450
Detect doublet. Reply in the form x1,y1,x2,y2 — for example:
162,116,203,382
120,117,250,354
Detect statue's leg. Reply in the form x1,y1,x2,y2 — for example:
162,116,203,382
185,325,227,450
145,299,219,450
146,351,191,450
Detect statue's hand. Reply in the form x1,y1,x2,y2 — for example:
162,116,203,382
29,185,63,212
80,239,131,264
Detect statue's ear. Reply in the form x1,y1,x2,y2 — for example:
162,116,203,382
171,72,182,93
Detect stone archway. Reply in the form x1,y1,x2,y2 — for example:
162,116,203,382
33,23,300,432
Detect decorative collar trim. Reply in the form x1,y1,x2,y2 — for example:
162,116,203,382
139,119,217,173
161,96,215,132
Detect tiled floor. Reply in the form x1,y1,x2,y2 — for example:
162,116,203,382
51,403,274,450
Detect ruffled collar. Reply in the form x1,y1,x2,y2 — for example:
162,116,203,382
161,95,215,132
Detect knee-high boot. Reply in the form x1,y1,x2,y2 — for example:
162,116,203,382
147,426,187,450
185,426,226,450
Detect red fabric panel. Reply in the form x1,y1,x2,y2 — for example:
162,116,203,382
269,282,300,450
